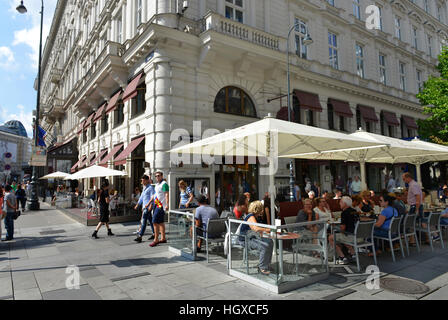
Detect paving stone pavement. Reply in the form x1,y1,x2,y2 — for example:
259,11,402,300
1,202,448,300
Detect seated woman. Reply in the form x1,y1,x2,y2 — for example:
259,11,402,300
313,198,332,221
296,199,320,236
360,190,375,213
373,194,399,238
351,195,363,214
239,201,274,275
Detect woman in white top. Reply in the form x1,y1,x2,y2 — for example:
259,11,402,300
313,198,332,220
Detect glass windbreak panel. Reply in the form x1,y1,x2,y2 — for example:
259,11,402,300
168,210,195,257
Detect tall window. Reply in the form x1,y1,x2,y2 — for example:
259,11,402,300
427,34,433,57
424,0,429,13
214,86,257,117
438,5,442,22
328,32,339,69
378,5,383,31
327,103,334,130
355,43,364,78
225,0,244,23
101,114,109,135
116,12,122,43
83,130,87,144
379,54,387,85
327,0,335,6
416,70,423,92
295,18,308,59
132,84,146,117
114,101,124,127
413,27,419,49
395,16,401,40
136,0,142,28
91,123,96,139
399,61,406,91
353,0,361,19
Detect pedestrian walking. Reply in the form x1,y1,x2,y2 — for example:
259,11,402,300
149,171,169,247
16,185,26,212
91,181,114,239
134,175,155,243
3,185,17,241
0,188,4,241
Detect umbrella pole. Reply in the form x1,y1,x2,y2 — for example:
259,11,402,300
360,161,367,191
416,163,422,187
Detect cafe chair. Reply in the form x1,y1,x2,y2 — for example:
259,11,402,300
401,214,420,256
373,216,405,262
336,220,377,272
440,221,448,246
416,212,444,252
241,230,263,274
197,218,227,263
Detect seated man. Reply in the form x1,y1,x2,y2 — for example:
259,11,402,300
195,195,219,252
328,196,362,265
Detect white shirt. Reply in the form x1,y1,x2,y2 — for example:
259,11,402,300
387,178,396,193
351,180,362,192
155,180,169,208
314,207,332,220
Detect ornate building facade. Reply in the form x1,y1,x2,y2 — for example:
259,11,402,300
40,0,448,208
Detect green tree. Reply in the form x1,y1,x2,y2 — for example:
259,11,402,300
417,46,448,143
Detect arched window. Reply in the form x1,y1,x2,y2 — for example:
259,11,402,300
214,86,257,117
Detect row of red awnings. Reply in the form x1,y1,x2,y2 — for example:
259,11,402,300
70,136,145,173
276,89,418,129
77,72,144,133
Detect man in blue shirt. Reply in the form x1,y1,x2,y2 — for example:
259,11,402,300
134,175,155,243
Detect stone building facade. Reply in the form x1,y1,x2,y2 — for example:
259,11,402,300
39,0,448,209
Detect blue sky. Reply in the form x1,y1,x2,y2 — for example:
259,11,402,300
0,0,57,138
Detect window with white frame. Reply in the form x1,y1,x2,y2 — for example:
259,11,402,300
329,32,339,69
399,61,406,91
416,69,423,92
136,0,142,28
353,0,361,19
395,16,401,40
116,11,122,43
427,34,433,57
413,27,419,49
295,18,308,59
379,54,387,85
225,0,244,23
355,43,364,78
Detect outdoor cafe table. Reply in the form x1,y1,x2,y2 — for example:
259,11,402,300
262,231,300,281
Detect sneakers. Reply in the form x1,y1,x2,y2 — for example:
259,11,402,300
134,237,142,243
335,257,349,265
132,230,140,235
432,235,441,241
147,235,155,240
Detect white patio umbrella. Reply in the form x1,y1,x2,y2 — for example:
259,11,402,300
285,130,448,189
170,116,383,226
65,165,126,180
40,171,72,179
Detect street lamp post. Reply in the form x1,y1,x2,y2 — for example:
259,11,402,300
17,0,44,210
286,23,313,202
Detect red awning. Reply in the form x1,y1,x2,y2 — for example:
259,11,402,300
77,120,86,134
123,73,144,103
71,155,86,173
79,152,96,168
276,107,294,121
114,136,145,165
357,105,378,122
93,103,107,122
293,90,322,112
89,149,108,166
402,115,418,129
328,98,353,117
98,143,124,166
106,91,122,114
84,113,95,129
383,111,400,126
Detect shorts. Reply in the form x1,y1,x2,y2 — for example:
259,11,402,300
100,208,110,223
336,233,363,245
153,207,165,224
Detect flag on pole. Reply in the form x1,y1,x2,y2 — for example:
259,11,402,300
36,125,47,147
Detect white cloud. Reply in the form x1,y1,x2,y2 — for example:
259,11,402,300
0,47,15,68
9,0,58,70
0,104,33,138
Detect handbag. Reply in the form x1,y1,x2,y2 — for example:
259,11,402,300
13,209,21,220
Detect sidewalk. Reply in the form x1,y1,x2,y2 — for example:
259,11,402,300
1,202,448,300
